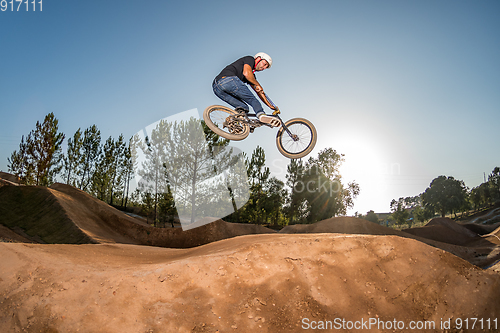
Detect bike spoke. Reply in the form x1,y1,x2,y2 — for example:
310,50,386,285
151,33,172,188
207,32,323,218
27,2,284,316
281,123,312,154
208,108,247,136
209,110,230,130
203,105,250,141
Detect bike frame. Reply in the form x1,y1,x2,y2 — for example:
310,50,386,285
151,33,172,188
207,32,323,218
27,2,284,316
263,93,298,141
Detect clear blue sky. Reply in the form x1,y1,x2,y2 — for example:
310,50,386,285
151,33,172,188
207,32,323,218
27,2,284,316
1,0,499,214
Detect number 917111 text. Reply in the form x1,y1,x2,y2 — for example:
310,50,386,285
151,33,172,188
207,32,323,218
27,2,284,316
1,0,42,11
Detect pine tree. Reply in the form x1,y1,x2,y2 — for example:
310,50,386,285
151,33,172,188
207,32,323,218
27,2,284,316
64,128,83,186
244,146,270,224
79,125,101,191
9,113,65,186
8,135,34,184
27,113,65,186
92,136,116,201
108,134,126,205
121,142,135,208
285,159,305,224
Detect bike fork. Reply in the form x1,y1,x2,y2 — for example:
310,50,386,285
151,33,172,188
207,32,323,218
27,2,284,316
276,115,299,142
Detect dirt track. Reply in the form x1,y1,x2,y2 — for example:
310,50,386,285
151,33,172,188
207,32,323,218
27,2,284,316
2,235,499,333
1,174,500,332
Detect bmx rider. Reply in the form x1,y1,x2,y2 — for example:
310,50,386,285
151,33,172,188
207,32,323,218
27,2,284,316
212,52,280,127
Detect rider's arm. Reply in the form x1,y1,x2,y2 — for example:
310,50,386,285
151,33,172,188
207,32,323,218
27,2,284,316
243,64,275,110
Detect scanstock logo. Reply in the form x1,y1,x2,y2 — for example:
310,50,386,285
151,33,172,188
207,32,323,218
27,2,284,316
130,109,250,231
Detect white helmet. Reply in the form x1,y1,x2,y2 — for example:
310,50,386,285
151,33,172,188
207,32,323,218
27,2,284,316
254,52,272,68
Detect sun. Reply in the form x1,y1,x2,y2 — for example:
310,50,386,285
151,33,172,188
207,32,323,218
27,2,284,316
335,135,395,214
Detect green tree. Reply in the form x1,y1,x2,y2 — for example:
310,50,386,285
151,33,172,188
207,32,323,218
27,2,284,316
8,113,65,186
133,117,237,226
488,167,500,204
364,210,379,223
135,129,169,226
223,151,249,223
92,136,116,202
263,177,287,225
168,118,235,224
157,190,177,227
471,182,491,210
247,146,270,187
141,191,155,225
78,125,101,191
28,113,65,186
242,146,271,224
285,159,306,224
390,198,409,225
421,176,468,217
8,135,34,185
297,148,360,223
64,128,83,186
412,205,434,223
121,142,135,208
108,134,126,205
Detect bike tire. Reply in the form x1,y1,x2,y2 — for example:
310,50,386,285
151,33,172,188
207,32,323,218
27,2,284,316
203,105,250,141
276,118,317,159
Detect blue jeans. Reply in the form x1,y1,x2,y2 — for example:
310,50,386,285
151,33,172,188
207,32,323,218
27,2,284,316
212,76,264,117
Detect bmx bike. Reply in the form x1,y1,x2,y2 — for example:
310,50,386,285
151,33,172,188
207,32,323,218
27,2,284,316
203,96,317,159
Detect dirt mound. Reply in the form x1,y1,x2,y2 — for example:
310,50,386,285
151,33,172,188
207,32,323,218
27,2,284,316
48,183,146,245
491,224,500,237
0,183,275,248
482,225,500,244
426,217,478,238
1,175,499,331
403,225,477,246
0,172,21,188
0,172,20,184
461,222,497,235
280,217,400,235
279,217,500,268
402,218,480,247
0,186,96,244
1,234,499,333
0,224,33,243
49,183,275,247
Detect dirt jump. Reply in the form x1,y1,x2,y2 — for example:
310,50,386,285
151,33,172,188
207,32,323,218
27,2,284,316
1,173,499,332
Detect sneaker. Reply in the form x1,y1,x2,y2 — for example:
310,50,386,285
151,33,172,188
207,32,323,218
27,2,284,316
234,107,249,114
258,114,281,127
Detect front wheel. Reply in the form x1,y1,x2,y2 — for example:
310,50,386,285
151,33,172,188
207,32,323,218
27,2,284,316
276,118,317,159
203,105,250,141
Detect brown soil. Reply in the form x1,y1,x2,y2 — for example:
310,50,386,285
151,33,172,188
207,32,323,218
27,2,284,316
0,172,20,185
2,235,500,333
1,173,500,332
0,224,32,243
0,183,274,248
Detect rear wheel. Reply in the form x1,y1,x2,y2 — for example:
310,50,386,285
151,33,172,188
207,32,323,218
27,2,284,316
203,105,250,141
276,118,317,159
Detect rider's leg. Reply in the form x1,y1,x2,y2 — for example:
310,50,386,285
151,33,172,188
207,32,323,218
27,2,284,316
213,77,263,115
213,77,249,112
213,76,279,127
